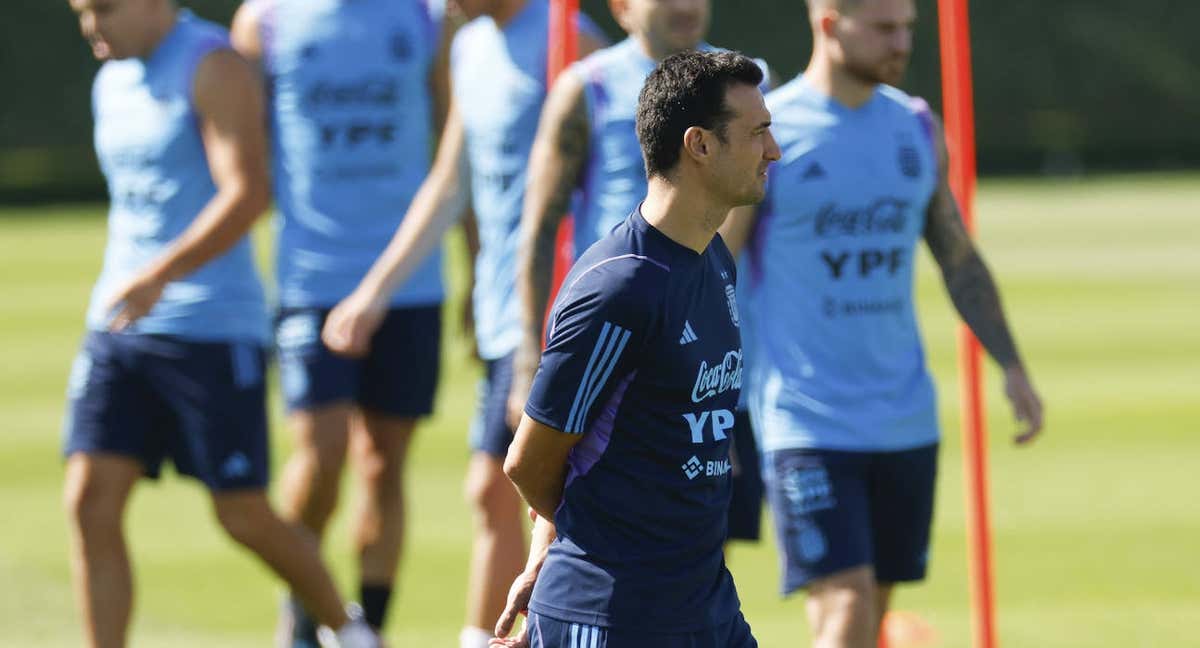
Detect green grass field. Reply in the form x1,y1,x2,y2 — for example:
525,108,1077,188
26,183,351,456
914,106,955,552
2,172,1198,647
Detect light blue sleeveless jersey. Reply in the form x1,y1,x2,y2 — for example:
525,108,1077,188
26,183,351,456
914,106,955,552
452,1,600,359
255,0,446,308
87,11,268,343
743,76,940,452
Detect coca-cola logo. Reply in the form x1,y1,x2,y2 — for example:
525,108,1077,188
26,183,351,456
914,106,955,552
690,350,743,403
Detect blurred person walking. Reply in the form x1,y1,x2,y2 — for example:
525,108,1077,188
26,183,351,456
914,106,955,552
61,1,379,646
231,0,460,643
317,1,604,646
720,1,1045,646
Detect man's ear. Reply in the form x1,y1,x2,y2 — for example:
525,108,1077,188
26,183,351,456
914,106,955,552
817,9,839,39
682,126,712,165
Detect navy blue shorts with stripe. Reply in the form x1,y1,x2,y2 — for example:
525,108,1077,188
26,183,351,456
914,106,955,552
63,331,269,492
275,305,441,417
526,612,756,648
764,443,938,594
469,352,515,458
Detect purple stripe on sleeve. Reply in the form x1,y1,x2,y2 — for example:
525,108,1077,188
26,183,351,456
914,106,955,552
561,371,635,492
909,96,936,155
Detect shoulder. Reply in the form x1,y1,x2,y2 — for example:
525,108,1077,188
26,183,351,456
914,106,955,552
765,76,809,113
561,243,671,314
877,84,929,118
182,13,232,50
878,85,939,147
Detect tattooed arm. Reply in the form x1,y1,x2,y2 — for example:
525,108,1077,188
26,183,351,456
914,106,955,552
507,70,593,428
924,115,1044,443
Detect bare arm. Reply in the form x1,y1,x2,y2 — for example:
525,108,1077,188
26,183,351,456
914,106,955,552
508,69,592,423
107,48,269,330
718,205,761,259
924,115,1044,442
491,515,557,643
503,415,580,521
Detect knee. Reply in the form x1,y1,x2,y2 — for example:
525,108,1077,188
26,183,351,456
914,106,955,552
808,568,877,641
63,473,122,535
464,457,519,526
355,433,410,495
214,497,271,547
294,435,348,487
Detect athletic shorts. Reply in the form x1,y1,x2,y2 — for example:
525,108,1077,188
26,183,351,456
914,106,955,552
526,612,756,648
63,331,269,492
764,443,938,594
275,305,441,417
468,352,515,458
727,409,764,542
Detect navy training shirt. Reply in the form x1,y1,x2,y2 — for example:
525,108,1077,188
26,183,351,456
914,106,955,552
524,208,745,631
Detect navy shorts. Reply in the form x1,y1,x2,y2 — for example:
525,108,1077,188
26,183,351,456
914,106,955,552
526,612,756,648
63,332,270,492
275,305,441,417
727,409,763,542
468,352,515,458
764,443,938,594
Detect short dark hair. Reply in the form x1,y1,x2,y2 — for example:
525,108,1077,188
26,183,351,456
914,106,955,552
635,50,764,179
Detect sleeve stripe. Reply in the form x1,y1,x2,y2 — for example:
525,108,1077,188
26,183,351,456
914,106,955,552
565,322,613,433
564,321,630,434
574,327,630,434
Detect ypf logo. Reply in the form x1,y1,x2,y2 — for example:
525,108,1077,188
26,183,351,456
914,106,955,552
682,456,704,480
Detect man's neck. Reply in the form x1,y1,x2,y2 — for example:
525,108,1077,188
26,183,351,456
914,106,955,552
138,6,179,59
640,177,728,254
803,49,877,109
490,0,531,26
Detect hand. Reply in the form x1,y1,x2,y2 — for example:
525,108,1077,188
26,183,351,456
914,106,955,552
321,289,387,358
106,269,167,332
489,568,539,647
1004,364,1044,445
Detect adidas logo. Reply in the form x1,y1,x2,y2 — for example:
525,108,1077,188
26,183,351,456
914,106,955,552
679,321,699,345
221,452,251,479
802,161,826,180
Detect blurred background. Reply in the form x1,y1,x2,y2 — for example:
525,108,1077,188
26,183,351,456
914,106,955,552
4,0,1200,201
1,1,1197,646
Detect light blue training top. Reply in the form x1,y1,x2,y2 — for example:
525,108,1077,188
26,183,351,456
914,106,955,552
254,0,447,308
451,0,602,359
88,11,268,343
742,76,940,452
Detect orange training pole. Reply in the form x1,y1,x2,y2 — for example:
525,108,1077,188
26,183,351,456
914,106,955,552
546,0,579,327
936,2,996,648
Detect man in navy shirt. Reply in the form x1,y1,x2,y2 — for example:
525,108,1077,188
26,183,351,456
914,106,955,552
490,50,780,648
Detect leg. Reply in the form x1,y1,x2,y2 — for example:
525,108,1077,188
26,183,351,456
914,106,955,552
211,490,349,629
348,304,443,630
350,410,418,628
278,404,353,536
807,565,879,648
464,452,528,636
762,448,875,648
63,453,141,648
874,584,893,647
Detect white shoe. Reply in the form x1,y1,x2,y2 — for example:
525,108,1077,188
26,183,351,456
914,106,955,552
317,605,381,648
